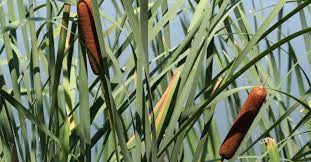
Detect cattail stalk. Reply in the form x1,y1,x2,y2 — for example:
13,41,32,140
77,0,103,75
219,86,267,160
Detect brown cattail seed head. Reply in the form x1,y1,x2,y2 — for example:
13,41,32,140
77,0,103,75
219,87,267,160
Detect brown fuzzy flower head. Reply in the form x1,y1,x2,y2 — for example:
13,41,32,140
77,0,103,75
219,87,267,160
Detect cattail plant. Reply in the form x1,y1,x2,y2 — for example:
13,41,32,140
0,0,310,161
263,137,280,162
77,0,103,75
219,86,267,160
